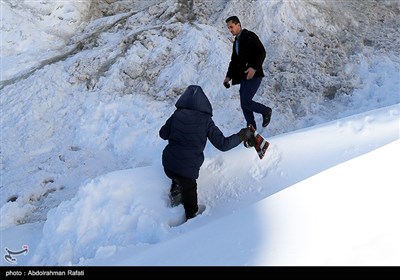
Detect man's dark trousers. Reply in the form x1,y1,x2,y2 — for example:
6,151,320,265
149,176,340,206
239,77,267,130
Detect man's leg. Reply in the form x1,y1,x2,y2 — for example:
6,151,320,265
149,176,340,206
239,78,268,129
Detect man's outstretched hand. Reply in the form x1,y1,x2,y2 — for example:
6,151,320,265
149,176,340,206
223,77,231,88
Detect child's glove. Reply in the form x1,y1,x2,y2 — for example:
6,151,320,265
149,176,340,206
245,136,256,147
237,127,253,142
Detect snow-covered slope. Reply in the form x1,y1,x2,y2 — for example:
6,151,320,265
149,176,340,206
1,104,398,265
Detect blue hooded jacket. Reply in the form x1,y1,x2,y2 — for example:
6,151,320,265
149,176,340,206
160,85,241,179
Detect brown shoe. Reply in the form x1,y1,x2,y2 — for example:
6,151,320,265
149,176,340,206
262,107,272,127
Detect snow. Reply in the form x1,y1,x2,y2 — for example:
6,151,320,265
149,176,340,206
1,0,399,267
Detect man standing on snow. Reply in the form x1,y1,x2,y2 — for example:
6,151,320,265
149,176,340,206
159,85,253,220
223,16,272,130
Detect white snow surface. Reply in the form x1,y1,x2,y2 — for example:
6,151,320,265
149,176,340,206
1,0,399,266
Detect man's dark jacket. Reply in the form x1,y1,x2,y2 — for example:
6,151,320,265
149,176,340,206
226,29,266,85
160,85,241,179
